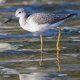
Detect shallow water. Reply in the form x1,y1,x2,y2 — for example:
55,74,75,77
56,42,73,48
0,1,80,80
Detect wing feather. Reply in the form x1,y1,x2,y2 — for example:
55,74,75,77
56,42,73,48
27,13,75,24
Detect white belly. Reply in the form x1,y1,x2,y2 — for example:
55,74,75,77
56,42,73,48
20,18,63,33
21,19,50,32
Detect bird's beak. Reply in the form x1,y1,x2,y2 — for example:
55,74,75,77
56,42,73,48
4,18,12,23
4,15,17,23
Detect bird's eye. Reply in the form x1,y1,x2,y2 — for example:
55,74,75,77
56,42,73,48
19,12,21,13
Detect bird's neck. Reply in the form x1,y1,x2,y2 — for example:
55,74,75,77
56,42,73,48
19,17,27,27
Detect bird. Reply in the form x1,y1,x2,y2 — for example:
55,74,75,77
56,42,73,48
14,8,76,66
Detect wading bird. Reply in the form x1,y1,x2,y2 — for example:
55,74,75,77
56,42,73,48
14,8,76,66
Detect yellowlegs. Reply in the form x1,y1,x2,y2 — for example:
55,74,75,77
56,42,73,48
15,8,76,65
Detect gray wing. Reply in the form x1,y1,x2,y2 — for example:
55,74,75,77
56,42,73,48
27,13,75,24
28,13,75,24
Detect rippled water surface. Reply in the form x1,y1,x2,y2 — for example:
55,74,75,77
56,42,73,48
0,1,80,80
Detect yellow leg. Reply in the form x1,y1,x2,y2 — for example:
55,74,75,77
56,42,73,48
56,27,61,58
56,57,61,72
39,35,43,66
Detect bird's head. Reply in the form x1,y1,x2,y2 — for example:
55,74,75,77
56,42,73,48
15,8,26,18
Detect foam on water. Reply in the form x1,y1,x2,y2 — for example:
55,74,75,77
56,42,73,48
0,43,18,52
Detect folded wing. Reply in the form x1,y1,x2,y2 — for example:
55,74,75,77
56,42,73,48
27,13,76,24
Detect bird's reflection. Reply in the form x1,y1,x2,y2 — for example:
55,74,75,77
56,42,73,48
56,57,61,72
55,52,68,80
19,59,68,80
19,72,51,80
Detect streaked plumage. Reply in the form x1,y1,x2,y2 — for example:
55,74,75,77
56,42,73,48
27,13,75,24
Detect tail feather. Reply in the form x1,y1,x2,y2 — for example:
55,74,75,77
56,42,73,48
60,13,77,20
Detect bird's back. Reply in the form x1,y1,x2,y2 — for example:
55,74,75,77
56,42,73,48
26,12,76,25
